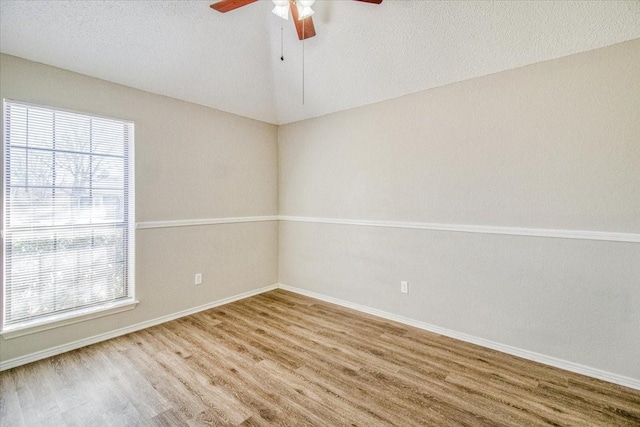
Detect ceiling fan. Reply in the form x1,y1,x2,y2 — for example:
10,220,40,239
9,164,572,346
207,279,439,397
210,0,383,40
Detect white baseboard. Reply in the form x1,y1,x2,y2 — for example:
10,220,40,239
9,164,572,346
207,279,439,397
278,284,640,391
0,284,279,371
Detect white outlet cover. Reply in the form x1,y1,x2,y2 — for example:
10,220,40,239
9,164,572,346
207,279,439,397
401,281,408,294
195,273,202,285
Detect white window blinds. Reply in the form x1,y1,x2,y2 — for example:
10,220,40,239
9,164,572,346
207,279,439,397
2,100,135,329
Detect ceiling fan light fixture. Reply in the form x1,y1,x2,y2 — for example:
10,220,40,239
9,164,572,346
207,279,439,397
272,0,289,20
296,0,315,20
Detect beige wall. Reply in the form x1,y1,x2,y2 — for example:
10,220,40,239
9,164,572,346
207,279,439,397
0,54,279,361
278,39,640,380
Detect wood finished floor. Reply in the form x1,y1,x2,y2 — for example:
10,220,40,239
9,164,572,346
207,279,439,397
1,290,639,426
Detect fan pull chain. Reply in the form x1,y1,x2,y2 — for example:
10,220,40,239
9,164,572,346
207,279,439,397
302,20,305,105
280,20,284,61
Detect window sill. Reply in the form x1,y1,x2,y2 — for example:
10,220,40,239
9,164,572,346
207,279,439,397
1,299,139,339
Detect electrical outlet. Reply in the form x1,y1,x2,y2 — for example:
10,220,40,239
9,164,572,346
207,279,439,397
401,281,408,294
195,273,202,285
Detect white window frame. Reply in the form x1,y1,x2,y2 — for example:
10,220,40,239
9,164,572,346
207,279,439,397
1,99,137,339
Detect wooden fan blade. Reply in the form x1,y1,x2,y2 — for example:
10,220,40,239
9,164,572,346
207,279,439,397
354,0,383,3
210,0,258,13
290,1,316,40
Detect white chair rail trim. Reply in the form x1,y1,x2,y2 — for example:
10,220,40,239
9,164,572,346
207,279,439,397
279,216,640,243
135,215,640,243
136,215,279,229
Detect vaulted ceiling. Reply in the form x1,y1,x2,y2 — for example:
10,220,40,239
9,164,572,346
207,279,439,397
1,1,639,124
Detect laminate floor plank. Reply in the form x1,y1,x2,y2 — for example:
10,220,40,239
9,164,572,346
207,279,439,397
2,289,639,426
43,353,95,414
98,341,173,420
161,321,312,425
220,305,365,373
11,361,66,426
70,344,155,425
113,332,239,427
294,364,422,426
0,369,26,427
184,352,291,425
155,349,252,426
149,408,189,427
374,333,586,420
399,333,639,425
105,338,207,424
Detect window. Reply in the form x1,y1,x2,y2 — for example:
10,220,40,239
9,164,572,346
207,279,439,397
2,100,135,334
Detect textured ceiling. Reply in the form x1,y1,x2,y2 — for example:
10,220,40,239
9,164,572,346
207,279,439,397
1,1,639,124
